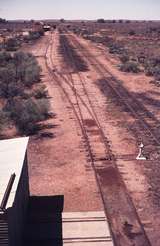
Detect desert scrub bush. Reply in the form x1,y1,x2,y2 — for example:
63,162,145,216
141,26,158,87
7,98,50,135
0,51,12,66
5,38,19,51
119,54,130,63
13,52,41,87
36,99,50,118
34,85,48,99
0,51,41,98
24,31,44,42
137,54,146,64
0,80,23,98
108,42,125,55
145,65,160,77
144,57,160,81
0,51,51,136
97,19,105,23
0,109,8,132
0,18,7,24
0,63,24,98
120,61,140,73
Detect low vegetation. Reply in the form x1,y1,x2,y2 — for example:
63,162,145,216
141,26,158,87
0,18,7,24
144,57,160,82
72,21,160,82
5,38,20,51
0,110,8,133
0,51,51,137
0,30,44,52
6,98,50,135
97,19,105,23
24,30,44,42
120,61,140,73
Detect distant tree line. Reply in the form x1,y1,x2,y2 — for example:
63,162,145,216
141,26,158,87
0,30,44,52
0,18,7,24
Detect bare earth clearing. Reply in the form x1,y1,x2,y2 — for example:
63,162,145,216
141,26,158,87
23,29,160,245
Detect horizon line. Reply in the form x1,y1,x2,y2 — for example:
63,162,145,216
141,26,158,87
4,18,160,22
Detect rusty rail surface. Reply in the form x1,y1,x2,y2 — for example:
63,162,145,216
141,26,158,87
68,31,160,147
44,30,152,246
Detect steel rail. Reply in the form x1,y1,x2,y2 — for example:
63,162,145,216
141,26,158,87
45,30,151,246
68,32,160,146
59,34,113,159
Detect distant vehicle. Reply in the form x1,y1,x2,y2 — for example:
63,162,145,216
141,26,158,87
43,25,51,31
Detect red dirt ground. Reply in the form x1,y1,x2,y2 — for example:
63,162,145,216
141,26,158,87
23,31,160,245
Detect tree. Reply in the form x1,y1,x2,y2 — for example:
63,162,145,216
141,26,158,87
0,18,6,24
60,19,65,23
97,19,105,23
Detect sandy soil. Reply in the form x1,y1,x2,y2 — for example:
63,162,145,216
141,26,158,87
26,34,103,212
69,33,160,244
23,31,160,244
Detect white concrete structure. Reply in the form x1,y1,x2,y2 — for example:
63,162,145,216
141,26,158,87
0,137,29,246
0,137,29,209
63,211,113,246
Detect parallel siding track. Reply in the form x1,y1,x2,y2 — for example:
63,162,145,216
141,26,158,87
67,31,160,147
43,31,152,246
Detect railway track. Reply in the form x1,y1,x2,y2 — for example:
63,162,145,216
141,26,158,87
43,30,152,246
67,31,160,148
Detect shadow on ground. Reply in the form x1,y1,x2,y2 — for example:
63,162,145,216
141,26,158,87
23,195,64,246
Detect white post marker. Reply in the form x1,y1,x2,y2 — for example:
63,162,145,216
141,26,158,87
136,142,147,160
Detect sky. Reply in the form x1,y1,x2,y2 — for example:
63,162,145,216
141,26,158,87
0,0,160,20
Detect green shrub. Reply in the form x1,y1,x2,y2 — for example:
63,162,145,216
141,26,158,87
0,52,41,95
145,65,160,77
108,43,125,55
137,54,146,64
144,58,160,81
24,31,44,42
97,19,105,23
120,61,140,73
5,38,19,51
119,54,130,63
0,109,8,131
34,85,48,99
37,99,50,118
0,63,25,98
0,51,50,136
8,98,50,135
21,92,33,99
0,18,7,24
13,52,41,87
0,52,12,66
